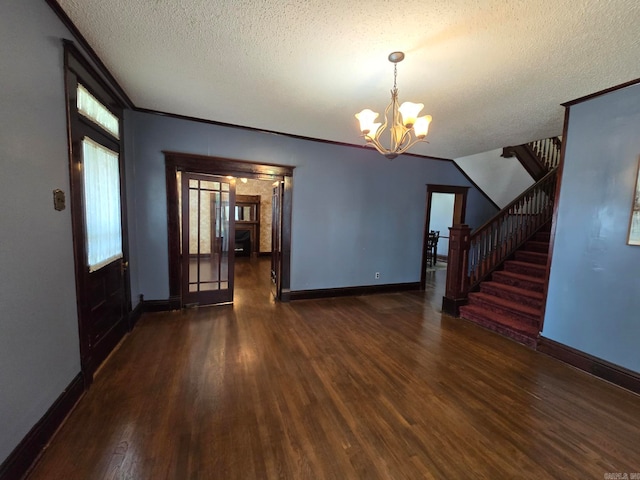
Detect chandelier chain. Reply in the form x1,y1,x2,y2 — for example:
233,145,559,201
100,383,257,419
393,63,398,90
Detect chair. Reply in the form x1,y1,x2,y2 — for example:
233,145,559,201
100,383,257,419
426,230,440,267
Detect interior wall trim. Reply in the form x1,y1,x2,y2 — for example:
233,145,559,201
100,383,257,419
128,296,144,329
142,297,181,313
538,337,640,395
45,1,134,108
562,76,640,107
139,108,453,163
290,282,420,301
0,373,84,480
449,161,501,211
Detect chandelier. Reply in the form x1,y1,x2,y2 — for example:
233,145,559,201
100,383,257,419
355,52,432,160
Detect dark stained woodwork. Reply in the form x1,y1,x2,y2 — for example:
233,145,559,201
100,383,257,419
442,224,471,316
164,152,294,303
538,337,640,395
539,108,570,333
26,258,640,479
140,109,454,163
235,195,260,257
502,144,547,180
420,184,469,289
0,374,84,480
290,282,420,300
64,41,130,383
562,76,640,107
181,172,235,306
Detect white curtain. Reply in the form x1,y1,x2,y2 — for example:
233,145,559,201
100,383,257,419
77,84,120,138
82,137,123,272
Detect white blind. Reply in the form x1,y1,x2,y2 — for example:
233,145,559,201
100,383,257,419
82,137,123,272
77,84,120,138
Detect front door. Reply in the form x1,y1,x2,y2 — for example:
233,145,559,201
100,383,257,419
181,172,235,306
65,44,129,382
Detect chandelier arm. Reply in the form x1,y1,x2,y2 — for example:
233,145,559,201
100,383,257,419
395,136,428,156
396,128,413,150
366,136,388,155
375,94,394,142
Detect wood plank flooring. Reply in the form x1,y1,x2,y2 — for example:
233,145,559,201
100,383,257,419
27,258,640,479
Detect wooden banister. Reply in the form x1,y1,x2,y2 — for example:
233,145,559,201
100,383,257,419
442,167,558,316
503,136,562,180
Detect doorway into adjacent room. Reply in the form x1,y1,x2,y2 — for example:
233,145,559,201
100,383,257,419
165,152,294,307
420,185,469,290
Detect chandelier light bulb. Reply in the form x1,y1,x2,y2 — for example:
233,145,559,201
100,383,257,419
398,102,424,128
413,115,432,139
355,109,379,135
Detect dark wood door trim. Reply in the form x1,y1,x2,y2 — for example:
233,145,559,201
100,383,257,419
420,185,469,289
64,41,131,383
165,152,294,303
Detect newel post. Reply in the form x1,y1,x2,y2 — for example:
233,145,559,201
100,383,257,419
442,224,471,317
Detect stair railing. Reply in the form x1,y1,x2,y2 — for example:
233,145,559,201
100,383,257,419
528,137,562,171
442,167,558,316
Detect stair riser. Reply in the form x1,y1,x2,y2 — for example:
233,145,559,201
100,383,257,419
480,284,544,309
491,272,545,293
514,251,548,265
524,241,549,253
504,262,546,278
468,295,540,327
534,232,550,242
459,308,537,347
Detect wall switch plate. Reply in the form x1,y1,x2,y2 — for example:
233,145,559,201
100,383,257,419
375,272,380,279
53,189,65,211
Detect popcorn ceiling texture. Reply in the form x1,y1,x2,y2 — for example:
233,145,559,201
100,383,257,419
57,0,640,158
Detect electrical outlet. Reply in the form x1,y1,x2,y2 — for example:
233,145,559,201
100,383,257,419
375,272,380,279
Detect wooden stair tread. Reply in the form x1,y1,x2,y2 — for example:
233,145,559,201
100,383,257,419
481,281,544,300
504,260,547,276
493,270,545,285
515,250,548,260
524,240,549,248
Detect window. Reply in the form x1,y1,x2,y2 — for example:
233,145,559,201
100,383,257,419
77,84,120,138
82,137,123,272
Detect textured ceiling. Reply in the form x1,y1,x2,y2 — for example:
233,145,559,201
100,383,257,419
56,0,640,159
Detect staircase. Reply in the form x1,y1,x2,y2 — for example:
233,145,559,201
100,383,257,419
442,136,561,348
459,227,550,347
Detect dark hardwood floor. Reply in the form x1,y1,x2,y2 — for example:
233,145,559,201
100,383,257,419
27,258,640,479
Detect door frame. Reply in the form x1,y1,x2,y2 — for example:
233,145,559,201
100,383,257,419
420,184,469,289
164,151,294,303
64,41,131,383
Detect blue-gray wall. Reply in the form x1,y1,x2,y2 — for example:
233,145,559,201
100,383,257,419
0,0,81,464
126,111,498,298
543,83,640,372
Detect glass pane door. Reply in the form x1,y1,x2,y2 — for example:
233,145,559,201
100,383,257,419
181,172,235,305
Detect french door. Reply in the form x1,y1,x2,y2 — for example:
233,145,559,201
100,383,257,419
181,172,235,306
164,152,293,304
271,181,283,299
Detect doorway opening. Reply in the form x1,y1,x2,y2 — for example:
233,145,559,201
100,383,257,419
420,185,469,290
165,152,294,306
